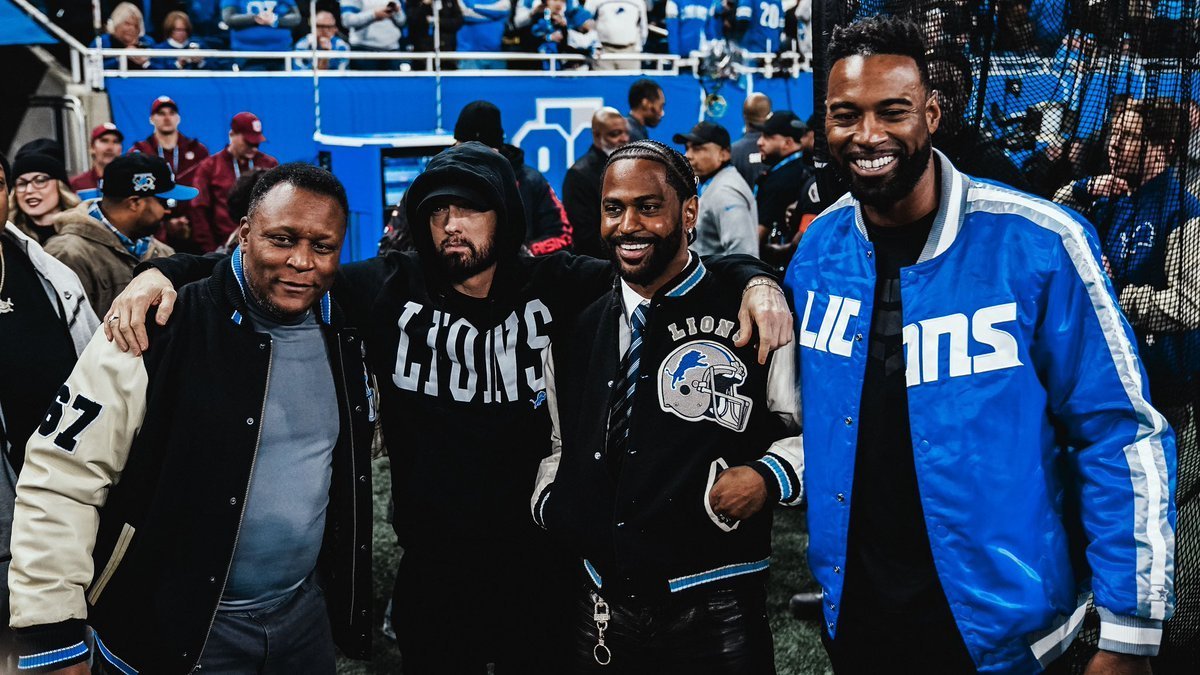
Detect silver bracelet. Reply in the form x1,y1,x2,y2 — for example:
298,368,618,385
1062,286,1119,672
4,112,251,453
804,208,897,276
743,276,783,295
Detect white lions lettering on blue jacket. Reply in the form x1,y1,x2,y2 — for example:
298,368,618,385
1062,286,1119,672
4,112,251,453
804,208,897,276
797,290,1022,386
392,299,552,404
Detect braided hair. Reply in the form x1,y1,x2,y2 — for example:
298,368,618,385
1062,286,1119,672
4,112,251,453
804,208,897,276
603,140,698,205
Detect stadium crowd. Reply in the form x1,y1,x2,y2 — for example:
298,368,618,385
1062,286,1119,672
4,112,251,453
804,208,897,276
1,4,1198,674
38,0,815,71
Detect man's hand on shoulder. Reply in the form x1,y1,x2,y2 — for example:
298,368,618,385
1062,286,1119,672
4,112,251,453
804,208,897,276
1082,650,1152,675
103,268,178,356
734,277,792,365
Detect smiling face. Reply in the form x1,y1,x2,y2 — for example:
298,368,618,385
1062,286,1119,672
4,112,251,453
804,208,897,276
601,158,696,293
826,53,940,210
112,14,141,47
15,173,60,220
238,183,345,319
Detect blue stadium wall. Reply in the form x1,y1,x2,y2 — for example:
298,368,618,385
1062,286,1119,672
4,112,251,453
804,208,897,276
106,73,814,196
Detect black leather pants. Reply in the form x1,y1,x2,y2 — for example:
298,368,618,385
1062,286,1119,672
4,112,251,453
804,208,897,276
569,581,776,675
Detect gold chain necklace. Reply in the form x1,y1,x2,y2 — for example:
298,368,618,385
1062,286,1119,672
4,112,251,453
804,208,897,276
0,239,14,314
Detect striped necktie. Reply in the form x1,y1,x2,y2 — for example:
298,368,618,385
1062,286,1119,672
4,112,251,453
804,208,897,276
607,303,649,459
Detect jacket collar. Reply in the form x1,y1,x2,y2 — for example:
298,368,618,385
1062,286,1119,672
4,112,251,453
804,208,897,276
227,245,333,327
849,148,971,265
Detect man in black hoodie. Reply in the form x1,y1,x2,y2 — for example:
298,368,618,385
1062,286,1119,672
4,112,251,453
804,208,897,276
105,143,791,672
380,100,573,257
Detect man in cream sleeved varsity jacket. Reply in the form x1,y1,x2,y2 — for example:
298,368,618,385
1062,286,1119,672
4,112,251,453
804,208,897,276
531,140,802,673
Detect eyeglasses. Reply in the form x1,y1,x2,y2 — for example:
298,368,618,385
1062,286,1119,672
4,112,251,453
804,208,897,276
14,175,52,192
316,24,337,29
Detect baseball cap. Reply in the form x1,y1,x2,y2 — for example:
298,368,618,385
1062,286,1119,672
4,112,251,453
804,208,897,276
100,154,199,201
230,112,266,145
151,95,178,115
672,122,731,150
453,101,505,150
761,111,808,141
91,122,124,143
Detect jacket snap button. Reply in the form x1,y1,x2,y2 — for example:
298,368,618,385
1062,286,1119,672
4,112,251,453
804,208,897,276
229,497,238,506
258,343,266,350
866,250,872,258
833,566,841,574
208,576,216,583
346,336,355,342
616,522,625,528
594,452,602,460
360,544,366,551
607,380,613,388
843,416,853,426
359,475,366,482
246,417,255,425
854,333,863,341
828,603,836,611
827,621,834,630
355,405,363,413
64,291,72,299
835,493,845,502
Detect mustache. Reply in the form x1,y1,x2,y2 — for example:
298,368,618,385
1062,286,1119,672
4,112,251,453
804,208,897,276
438,238,477,253
609,234,657,246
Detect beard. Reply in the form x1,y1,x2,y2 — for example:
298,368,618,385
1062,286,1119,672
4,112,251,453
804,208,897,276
437,236,497,282
834,136,933,210
604,223,684,286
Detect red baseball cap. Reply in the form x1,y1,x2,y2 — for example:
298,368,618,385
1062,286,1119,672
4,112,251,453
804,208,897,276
91,122,123,143
230,112,266,145
151,95,178,115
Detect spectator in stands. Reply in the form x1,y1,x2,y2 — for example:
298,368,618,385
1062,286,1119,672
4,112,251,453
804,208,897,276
755,110,817,267
927,52,1030,192
1187,99,1200,199
153,10,206,69
586,0,647,69
665,0,712,56
130,96,210,177
221,0,302,70
296,11,352,70
625,78,664,141
800,111,817,166
43,154,193,315
1058,99,1200,417
711,0,783,53
458,0,514,69
731,91,771,186
0,153,99,662
407,0,464,67
188,112,280,252
8,144,78,245
459,100,574,253
341,1,407,70
219,169,266,254
673,121,758,255
529,0,597,67
70,123,124,201
101,2,154,70
563,106,628,257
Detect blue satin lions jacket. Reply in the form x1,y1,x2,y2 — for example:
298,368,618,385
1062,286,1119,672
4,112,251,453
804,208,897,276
784,150,1176,673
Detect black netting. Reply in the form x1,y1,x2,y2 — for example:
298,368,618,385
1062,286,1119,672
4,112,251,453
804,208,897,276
813,2,1199,672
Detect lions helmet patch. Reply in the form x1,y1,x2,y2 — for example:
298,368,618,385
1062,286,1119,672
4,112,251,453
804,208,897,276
657,340,752,432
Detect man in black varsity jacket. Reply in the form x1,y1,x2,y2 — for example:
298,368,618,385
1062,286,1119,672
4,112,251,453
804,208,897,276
532,140,803,674
8,165,374,674
102,143,792,673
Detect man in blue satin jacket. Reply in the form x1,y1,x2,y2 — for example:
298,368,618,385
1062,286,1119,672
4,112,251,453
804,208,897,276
785,16,1176,674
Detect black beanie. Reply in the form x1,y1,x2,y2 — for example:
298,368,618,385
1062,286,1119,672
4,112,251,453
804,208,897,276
454,100,505,150
11,152,69,185
16,138,65,165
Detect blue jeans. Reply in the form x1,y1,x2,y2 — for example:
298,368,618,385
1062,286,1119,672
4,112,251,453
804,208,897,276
198,576,335,674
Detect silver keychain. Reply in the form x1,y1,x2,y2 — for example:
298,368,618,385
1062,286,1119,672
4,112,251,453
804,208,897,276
592,594,612,666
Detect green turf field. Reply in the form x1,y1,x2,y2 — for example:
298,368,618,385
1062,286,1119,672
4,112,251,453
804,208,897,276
338,460,831,674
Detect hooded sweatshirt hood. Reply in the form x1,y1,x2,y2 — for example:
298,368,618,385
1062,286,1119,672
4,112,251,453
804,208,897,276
405,142,527,287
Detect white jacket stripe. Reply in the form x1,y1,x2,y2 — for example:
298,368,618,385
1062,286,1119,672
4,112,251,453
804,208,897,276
967,185,1174,620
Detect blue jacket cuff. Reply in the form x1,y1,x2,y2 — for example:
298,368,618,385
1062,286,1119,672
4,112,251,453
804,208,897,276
1096,606,1162,656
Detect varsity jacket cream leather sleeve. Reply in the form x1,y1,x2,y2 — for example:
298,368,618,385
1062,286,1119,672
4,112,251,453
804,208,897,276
8,330,147,630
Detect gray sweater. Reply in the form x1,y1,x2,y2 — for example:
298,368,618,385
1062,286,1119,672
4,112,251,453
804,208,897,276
693,164,760,258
